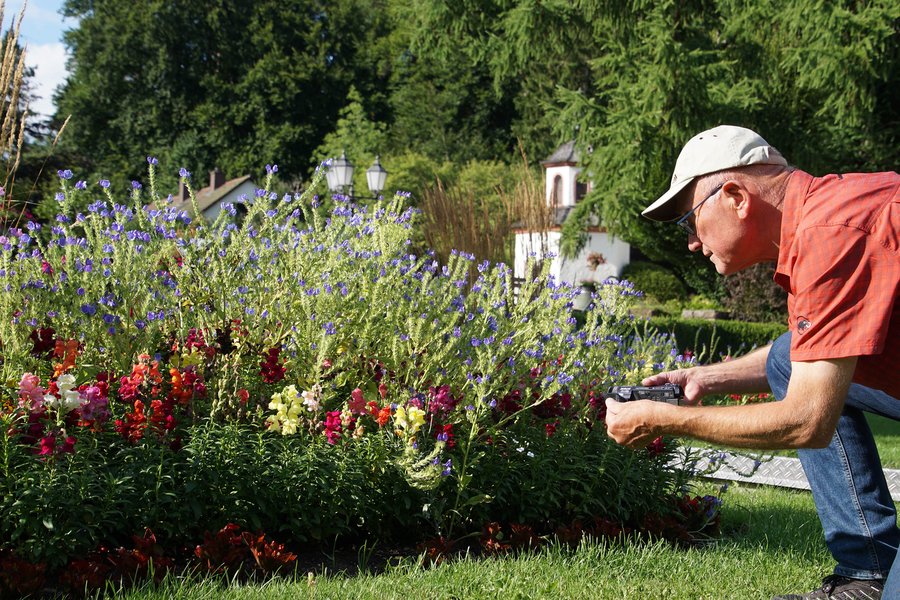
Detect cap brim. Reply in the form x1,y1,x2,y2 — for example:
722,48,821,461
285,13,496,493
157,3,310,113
641,177,693,222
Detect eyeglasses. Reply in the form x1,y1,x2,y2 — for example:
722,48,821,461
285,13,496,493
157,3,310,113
675,182,724,236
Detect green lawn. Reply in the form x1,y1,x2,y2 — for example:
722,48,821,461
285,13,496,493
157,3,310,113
118,483,840,600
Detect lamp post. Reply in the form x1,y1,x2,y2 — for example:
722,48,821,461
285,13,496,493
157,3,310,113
326,151,388,199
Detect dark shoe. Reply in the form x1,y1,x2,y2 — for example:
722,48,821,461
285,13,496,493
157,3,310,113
773,574,884,599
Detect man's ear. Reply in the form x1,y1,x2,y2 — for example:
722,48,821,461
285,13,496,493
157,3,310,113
723,181,751,218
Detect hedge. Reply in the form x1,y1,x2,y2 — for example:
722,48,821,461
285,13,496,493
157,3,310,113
646,317,788,359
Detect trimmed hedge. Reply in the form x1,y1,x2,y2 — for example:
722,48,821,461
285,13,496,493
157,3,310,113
647,317,787,359
620,262,686,303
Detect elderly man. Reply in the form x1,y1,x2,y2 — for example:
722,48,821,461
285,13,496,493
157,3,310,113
605,125,899,599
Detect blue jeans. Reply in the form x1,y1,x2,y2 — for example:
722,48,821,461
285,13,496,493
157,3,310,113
766,332,900,592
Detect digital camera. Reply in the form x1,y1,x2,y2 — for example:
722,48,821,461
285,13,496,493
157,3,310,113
602,384,683,405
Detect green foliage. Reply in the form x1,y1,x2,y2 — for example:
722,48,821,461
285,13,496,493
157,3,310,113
620,262,687,303
647,317,787,358
55,0,394,194
409,0,899,296
311,86,389,194
722,263,788,324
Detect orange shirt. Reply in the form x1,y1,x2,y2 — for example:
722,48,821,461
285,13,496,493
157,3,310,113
775,170,899,399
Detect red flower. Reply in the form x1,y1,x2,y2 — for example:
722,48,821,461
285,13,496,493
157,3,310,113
38,435,56,456
28,326,56,357
646,436,666,457
60,436,76,454
237,389,250,405
259,348,286,383
545,421,557,437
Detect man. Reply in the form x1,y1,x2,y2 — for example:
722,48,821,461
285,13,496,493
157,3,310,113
605,125,899,599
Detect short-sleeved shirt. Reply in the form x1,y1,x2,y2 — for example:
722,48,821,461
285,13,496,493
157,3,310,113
774,170,899,399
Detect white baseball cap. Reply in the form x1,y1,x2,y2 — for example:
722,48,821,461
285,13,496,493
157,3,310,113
642,125,787,221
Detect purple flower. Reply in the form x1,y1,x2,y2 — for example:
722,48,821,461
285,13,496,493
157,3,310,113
80,303,96,316
58,169,73,180
266,164,278,174
99,179,110,188
147,156,158,165
75,180,87,190
179,168,191,179
131,181,142,190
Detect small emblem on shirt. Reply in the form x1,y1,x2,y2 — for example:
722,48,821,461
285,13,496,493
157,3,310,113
797,317,812,334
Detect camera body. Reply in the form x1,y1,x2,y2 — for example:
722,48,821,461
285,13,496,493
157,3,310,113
602,384,683,405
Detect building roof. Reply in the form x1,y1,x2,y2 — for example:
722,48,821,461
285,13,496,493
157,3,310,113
175,175,253,215
541,140,579,166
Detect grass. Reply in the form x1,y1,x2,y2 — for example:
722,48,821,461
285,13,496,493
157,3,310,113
114,483,839,600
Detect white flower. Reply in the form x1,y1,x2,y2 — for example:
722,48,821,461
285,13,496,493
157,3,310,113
62,390,84,412
56,373,77,394
302,389,320,412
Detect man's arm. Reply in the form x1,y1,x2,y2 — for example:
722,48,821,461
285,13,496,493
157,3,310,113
606,357,857,450
642,344,772,405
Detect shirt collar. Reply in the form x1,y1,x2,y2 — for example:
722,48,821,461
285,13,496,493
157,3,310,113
775,170,813,282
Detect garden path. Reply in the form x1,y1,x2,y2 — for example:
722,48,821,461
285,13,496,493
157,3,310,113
681,451,900,501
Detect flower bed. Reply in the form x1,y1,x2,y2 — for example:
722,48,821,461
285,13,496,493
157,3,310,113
0,163,707,593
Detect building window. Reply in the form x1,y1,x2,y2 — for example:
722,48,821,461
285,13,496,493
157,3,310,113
575,181,589,202
551,175,563,207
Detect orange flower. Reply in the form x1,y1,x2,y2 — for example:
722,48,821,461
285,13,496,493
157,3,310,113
376,406,392,427
52,339,79,377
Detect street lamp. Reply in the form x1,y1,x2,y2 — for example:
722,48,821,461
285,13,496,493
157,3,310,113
326,151,388,199
366,156,387,196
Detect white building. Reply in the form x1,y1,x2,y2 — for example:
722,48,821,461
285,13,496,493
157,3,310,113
513,141,630,286
173,169,257,223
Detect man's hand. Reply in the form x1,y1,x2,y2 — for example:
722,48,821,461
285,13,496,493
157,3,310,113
604,398,671,449
642,367,705,406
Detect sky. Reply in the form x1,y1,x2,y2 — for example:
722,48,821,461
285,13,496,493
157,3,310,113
6,0,73,119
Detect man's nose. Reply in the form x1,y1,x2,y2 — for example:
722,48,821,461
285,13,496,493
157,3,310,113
687,235,702,252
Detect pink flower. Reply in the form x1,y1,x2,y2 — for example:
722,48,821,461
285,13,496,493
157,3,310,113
79,384,110,425
348,388,366,414
18,373,47,410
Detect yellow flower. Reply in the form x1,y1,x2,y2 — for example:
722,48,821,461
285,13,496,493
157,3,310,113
267,385,304,435
393,404,427,440
407,406,425,436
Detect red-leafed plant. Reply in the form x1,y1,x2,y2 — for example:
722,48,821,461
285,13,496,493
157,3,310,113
241,531,297,574
194,523,249,573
